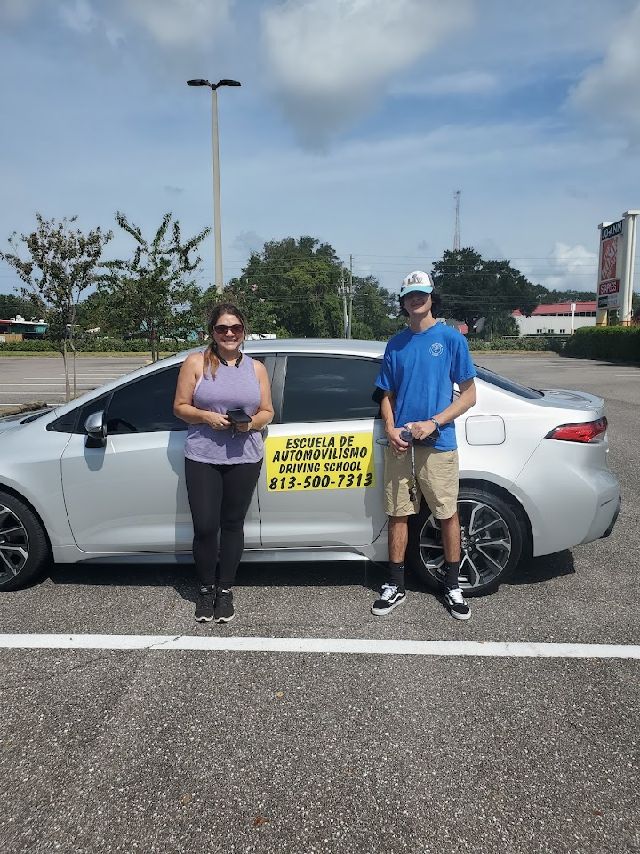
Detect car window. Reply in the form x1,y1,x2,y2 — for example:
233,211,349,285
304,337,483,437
47,391,111,434
281,355,381,423
106,365,186,434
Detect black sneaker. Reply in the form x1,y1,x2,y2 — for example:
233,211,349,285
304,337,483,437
195,586,215,622
371,583,406,616
444,587,471,621
214,588,235,623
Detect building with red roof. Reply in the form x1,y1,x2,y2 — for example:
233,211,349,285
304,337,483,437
511,301,597,335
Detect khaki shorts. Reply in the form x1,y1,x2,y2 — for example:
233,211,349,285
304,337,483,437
384,446,459,519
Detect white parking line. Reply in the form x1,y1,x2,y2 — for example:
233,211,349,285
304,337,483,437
0,634,638,658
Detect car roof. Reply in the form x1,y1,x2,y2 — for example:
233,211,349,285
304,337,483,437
40,339,387,421
180,338,386,359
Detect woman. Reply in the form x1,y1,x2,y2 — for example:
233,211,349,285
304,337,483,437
173,303,274,624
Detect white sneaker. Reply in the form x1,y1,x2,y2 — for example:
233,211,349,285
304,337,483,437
371,583,406,616
444,587,471,621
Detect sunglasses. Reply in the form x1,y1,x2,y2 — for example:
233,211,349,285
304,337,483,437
213,323,244,335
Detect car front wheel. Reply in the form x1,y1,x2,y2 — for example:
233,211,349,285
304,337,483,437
0,491,50,592
406,486,525,596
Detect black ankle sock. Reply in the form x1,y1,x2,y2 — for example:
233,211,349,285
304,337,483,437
389,562,405,592
445,561,460,589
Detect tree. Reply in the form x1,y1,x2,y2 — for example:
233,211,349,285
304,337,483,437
98,212,210,361
225,236,398,339
1,214,112,400
482,311,520,339
432,248,540,335
74,290,111,333
349,275,403,340
545,288,596,303
0,294,38,320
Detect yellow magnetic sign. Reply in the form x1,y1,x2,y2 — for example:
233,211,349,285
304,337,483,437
265,432,376,492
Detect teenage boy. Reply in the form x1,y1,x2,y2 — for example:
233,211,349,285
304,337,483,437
373,271,477,620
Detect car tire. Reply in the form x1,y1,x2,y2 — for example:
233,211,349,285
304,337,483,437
406,486,524,597
0,491,50,592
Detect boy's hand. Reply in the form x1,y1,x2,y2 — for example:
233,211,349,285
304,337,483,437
386,425,410,452
406,420,437,441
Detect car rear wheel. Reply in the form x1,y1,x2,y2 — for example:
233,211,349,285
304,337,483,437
0,491,50,591
407,486,524,596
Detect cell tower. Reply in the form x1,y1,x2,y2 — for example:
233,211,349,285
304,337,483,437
453,190,461,251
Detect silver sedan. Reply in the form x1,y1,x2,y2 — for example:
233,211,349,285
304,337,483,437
0,339,620,594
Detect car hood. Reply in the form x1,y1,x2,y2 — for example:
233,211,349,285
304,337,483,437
0,408,52,436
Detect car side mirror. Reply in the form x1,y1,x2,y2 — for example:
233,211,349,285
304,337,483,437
84,410,107,448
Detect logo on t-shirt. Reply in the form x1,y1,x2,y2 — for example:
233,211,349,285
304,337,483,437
430,342,444,357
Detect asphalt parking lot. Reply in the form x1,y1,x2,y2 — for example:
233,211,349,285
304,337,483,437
0,355,149,409
0,354,638,854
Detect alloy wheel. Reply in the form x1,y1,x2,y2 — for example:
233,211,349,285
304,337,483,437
0,503,29,583
418,498,512,591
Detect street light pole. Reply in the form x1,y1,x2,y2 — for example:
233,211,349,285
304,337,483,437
187,78,241,294
210,86,223,294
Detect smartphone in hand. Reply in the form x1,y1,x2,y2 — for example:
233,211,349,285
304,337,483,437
226,408,252,436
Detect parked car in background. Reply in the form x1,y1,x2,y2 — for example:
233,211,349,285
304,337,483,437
0,339,620,594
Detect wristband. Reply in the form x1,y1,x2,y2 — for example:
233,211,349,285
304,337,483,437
429,417,441,431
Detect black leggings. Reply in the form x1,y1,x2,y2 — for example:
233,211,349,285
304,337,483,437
185,457,262,588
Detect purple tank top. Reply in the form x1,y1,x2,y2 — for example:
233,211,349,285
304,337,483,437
184,353,263,464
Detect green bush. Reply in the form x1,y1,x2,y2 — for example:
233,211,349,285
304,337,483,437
468,336,565,353
0,337,155,353
562,326,640,361
0,339,55,351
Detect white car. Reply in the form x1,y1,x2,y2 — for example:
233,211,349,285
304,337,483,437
0,339,620,594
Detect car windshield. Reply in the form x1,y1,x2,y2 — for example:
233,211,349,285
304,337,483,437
474,365,543,399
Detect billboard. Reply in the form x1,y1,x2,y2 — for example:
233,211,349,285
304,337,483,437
596,212,638,322
597,220,623,310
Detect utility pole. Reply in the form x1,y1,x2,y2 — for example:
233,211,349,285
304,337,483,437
453,190,461,251
347,254,354,339
339,269,348,338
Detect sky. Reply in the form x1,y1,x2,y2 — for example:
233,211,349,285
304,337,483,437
1,0,640,299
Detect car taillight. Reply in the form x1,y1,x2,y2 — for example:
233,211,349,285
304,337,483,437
545,417,608,443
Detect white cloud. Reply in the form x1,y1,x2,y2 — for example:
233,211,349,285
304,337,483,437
525,242,598,292
59,0,99,34
570,2,640,144
392,70,498,98
261,0,474,146
10,0,233,49
121,0,232,49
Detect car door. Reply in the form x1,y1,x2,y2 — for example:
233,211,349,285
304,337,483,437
257,353,387,548
59,363,261,554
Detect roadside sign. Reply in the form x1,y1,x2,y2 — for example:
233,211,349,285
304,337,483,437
597,220,624,310
597,278,621,310
596,212,639,320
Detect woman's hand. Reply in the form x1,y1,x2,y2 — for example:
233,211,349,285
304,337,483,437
205,412,231,431
234,420,252,433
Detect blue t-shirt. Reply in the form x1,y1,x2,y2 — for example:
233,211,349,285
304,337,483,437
375,323,476,451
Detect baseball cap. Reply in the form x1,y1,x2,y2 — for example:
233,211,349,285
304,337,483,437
399,270,434,298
